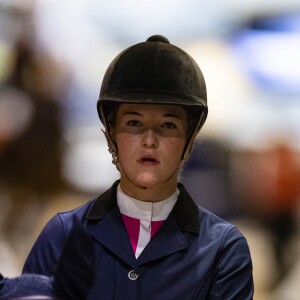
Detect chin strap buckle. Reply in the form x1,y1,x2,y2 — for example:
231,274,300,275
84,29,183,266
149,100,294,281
101,129,118,165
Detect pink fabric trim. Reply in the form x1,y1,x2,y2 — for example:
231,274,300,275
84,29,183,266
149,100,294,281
122,215,140,253
122,215,165,254
151,220,164,238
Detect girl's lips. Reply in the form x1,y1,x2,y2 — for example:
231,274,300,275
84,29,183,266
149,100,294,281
137,155,160,166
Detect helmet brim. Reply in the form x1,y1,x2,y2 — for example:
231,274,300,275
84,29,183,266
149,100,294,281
99,90,207,108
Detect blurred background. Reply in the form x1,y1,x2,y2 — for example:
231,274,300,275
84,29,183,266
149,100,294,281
0,0,299,299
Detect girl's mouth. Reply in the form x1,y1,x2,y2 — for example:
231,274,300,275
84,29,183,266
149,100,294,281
138,156,160,165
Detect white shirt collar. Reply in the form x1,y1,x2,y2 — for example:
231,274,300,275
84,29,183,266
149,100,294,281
117,185,178,222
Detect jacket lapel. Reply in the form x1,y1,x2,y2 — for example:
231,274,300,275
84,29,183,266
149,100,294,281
137,215,187,265
85,181,200,269
138,185,200,265
86,180,138,269
88,208,138,270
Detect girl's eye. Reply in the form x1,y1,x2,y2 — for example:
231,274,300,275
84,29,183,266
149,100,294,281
162,122,177,129
126,120,142,126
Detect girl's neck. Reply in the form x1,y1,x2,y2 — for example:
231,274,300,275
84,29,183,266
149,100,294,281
119,178,178,202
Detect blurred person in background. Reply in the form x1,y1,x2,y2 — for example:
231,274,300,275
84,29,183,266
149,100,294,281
23,35,254,299
0,4,71,274
257,142,300,284
231,138,300,287
181,137,234,220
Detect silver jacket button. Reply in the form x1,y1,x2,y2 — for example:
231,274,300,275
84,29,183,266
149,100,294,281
128,270,139,280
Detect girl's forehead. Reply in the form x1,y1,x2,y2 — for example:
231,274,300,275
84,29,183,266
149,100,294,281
117,103,186,117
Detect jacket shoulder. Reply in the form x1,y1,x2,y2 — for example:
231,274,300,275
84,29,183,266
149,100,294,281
197,205,250,259
197,207,254,298
22,198,97,275
57,198,96,224
199,206,242,237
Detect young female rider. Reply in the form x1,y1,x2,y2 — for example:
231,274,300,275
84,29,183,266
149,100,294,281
23,35,254,299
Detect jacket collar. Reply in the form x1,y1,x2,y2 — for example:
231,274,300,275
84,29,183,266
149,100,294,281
86,180,200,235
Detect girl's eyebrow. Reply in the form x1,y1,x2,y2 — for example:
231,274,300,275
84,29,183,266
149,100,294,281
163,113,182,119
122,111,142,116
121,111,182,119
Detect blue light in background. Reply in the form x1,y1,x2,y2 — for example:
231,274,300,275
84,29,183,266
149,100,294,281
231,14,300,96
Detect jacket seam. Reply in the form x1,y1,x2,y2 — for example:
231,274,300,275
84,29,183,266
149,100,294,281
210,225,237,299
54,213,68,271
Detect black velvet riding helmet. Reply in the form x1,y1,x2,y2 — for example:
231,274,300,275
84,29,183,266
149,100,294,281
97,35,208,161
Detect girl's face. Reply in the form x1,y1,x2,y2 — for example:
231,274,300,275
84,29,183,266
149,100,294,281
113,103,188,201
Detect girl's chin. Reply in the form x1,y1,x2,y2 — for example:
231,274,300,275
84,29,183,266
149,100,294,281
126,173,162,189
133,177,159,188
121,170,177,190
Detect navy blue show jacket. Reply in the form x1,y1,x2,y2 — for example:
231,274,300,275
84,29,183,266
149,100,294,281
23,181,254,299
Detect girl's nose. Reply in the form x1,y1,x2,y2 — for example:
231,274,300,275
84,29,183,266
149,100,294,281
141,130,158,149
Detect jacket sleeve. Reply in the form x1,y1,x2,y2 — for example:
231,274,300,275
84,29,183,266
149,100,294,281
210,226,254,300
22,214,67,276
